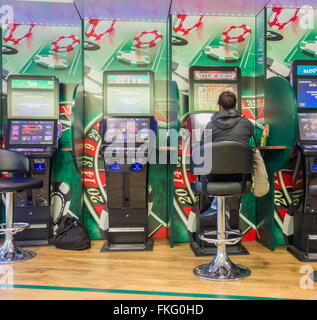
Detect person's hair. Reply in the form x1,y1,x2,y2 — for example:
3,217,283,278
218,91,237,110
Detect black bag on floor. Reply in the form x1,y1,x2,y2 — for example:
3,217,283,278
54,215,91,250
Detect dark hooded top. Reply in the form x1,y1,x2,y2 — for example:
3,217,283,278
201,109,254,146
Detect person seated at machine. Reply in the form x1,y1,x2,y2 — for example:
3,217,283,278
200,91,254,226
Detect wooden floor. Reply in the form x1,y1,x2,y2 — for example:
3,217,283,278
0,239,316,300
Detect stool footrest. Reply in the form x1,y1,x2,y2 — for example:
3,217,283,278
199,230,242,246
0,222,29,235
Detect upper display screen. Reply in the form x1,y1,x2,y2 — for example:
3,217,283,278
8,77,58,119
8,120,55,146
10,90,56,118
107,87,151,115
104,117,151,144
193,83,238,113
298,113,317,141
297,79,317,109
194,70,237,81
104,72,153,116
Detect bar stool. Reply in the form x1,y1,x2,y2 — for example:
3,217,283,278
190,141,253,280
0,149,43,263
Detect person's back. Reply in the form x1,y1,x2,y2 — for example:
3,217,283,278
199,91,254,226
202,91,254,146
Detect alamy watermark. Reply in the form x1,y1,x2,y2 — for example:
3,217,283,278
299,265,315,290
0,4,13,25
299,6,314,30
0,265,13,289
102,124,213,171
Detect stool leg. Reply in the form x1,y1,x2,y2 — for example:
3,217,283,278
0,192,36,264
193,196,250,280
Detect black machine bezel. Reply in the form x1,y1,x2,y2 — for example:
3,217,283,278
292,60,317,113
103,70,155,117
101,115,154,146
292,60,317,145
189,66,242,113
5,119,58,148
7,74,59,120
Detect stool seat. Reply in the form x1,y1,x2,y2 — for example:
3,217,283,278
0,177,43,192
191,181,252,196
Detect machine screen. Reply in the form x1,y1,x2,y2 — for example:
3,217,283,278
10,91,55,118
193,83,238,113
298,113,317,141
106,87,151,115
105,118,151,144
297,79,317,108
8,78,57,119
8,120,55,146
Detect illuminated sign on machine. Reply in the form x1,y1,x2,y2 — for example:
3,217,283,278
190,67,241,114
11,79,55,90
107,74,150,85
194,71,237,81
297,66,317,76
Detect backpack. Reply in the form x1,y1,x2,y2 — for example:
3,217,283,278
53,215,91,250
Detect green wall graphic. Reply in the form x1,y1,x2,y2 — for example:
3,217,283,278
1,24,83,228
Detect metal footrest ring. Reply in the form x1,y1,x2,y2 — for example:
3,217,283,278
0,222,30,235
199,230,242,246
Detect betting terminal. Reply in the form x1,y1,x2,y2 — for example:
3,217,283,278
100,70,155,251
188,66,245,256
289,60,317,261
4,75,60,246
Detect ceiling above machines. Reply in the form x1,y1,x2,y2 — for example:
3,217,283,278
171,0,270,17
0,0,81,26
74,0,172,21
1,0,316,24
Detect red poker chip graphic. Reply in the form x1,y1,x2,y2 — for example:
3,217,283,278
268,8,300,31
173,15,203,36
221,24,252,44
51,35,80,53
133,30,163,48
3,24,34,45
85,19,116,41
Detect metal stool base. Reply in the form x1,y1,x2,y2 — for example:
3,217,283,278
0,241,36,264
194,257,250,281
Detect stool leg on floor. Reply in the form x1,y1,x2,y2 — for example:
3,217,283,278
0,192,36,263
193,196,250,280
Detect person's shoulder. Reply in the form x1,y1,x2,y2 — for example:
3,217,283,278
240,116,253,127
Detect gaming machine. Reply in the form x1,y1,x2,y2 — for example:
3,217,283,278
100,70,155,251
187,66,247,256
4,75,61,246
289,60,317,261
